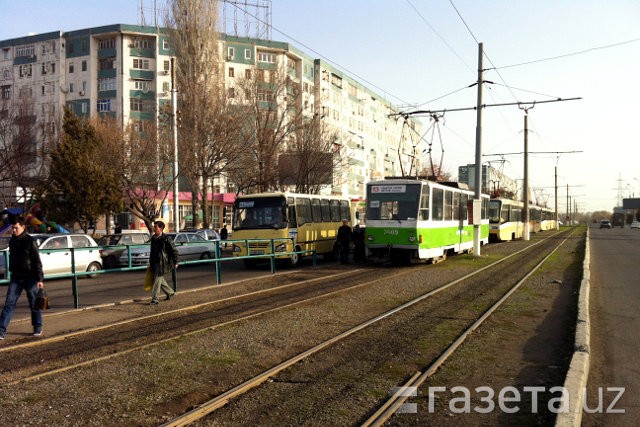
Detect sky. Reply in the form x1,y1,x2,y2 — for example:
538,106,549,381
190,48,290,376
2,0,639,213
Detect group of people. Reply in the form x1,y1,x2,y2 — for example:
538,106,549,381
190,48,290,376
337,219,365,264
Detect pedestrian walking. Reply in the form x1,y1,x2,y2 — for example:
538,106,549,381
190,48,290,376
337,218,352,264
148,221,179,305
220,225,228,248
0,217,45,340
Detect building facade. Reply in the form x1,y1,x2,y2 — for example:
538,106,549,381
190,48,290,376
0,25,421,228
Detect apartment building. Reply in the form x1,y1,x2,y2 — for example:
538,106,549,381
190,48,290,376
0,25,421,226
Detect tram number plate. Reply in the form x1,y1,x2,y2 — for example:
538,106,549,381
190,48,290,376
250,250,264,255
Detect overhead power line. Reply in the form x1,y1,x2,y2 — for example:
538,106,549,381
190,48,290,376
491,37,640,70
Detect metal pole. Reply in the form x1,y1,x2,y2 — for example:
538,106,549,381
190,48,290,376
523,114,530,240
171,57,180,232
473,42,483,257
555,166,559,230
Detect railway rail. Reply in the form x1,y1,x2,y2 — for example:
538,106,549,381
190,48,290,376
0,228,579,426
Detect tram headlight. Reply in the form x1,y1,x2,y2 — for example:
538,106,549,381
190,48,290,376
233,245,241,252
408,236,415,242
367,235,374,241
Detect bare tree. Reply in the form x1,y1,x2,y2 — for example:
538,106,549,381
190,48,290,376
0,92,54,211
92,115,175,232
165,0,227,228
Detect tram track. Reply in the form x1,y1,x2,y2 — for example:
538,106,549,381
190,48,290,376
0,266,415,385
0,228,580,426
162,229,576,426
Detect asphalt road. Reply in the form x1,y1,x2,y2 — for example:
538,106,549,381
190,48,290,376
584,224,640,426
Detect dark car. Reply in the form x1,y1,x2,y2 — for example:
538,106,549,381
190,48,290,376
599,220,612,229
97,232,150,268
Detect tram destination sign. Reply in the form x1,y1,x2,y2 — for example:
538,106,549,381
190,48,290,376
371,185,406,193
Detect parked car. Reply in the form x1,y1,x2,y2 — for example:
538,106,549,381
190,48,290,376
97,232,150,268
599,220,612,229
196,229,222,242
630,221,640,229
1,233,102,279
118,231,217,266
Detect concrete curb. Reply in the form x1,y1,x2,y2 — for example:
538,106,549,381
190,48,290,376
555,227,591,426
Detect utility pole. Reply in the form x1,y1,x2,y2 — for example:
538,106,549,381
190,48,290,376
171,57,180,232
555,166,559,230
473,42,484,256
522,113,530,240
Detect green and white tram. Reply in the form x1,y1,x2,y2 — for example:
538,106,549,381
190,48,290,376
365,179,489,263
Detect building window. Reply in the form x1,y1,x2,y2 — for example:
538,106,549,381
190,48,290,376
81,102,88,114
69,62,74,73
133,58,150,70
98,77,116,91
16,45,35,57
130,38,150,49
130,98,154,113
98,39,115,50
97,99,111,112
257,52,276,63
2,48,10,60
69,83,74,93
133,80,151,91
244,48,251,59
228,87,235,98
1,85,11,99
82,60,87,72
19,64,32,78
245,69,251,79
163,39,170,50
99,58,115,70
3,68,11,79
163,60,170,71
228,67,234,77
227,47,235,60
162,82,170,92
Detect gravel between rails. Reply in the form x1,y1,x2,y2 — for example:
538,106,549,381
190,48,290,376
0,229,584,426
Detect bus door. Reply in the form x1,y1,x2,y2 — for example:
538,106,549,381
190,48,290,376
287,197,297,244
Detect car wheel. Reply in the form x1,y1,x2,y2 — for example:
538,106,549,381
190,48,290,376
86,262,101,279
200,251,212,260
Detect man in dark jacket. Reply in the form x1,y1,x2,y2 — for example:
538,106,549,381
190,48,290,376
337,219,352,264
149,221,179,305
0,217,45,339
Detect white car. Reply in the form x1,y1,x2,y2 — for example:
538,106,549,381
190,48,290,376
1,234,103,279
630,221,640,229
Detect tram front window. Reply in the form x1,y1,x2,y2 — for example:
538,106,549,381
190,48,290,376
488,200,503,223
367,184,421,221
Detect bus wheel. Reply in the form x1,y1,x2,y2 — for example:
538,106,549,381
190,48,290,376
288,247,301,267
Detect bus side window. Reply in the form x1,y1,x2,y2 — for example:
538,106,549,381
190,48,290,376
296,198,311,226
311,198,321,222
320,199,331,222
329,199,340,222
339,200,350,222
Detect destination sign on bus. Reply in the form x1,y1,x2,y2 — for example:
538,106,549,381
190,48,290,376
371,185,406,193
238,201,255,208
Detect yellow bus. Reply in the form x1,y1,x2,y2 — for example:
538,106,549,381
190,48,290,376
231,192,353,267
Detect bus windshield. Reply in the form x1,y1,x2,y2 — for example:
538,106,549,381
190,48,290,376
233,197,287,230
366,183,421,221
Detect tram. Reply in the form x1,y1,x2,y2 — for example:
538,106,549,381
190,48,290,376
489,199,557,242
365,179,489,263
